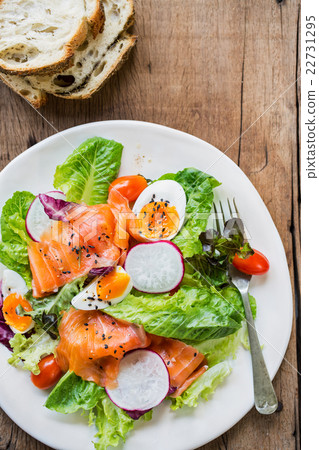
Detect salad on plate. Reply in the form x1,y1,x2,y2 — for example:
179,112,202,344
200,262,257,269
0,137,269,448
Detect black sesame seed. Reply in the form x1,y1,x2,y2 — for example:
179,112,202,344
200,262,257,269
104,344,108,349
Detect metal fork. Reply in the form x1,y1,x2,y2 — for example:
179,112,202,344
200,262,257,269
213,199,278,415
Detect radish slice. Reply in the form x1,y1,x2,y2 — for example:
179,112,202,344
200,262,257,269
124,241,184,293
26,191,66,242
106,349,170,412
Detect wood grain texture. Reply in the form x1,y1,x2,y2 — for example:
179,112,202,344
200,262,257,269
0,1,300,449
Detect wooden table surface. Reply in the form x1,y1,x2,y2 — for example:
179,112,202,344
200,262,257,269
0,1,300,449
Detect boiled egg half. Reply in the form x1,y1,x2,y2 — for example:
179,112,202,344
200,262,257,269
132,180,186,241
1,269,34,334
71,266,133,311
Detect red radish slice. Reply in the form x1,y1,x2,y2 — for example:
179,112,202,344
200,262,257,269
124,241,184,293
106,349,170,412
26,191,66,242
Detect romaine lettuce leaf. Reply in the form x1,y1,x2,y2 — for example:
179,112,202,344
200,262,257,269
46,371,151,449
170,362,231,409
25,277,86,338
93,396,135,450
0,191,34,244
158,168,220,258
107,285,246,341
187,323,250,367
53,137,123,205
0,191,35,286
8,326,58,374
45,371,106,414
172,311,256,409
27,276,86,319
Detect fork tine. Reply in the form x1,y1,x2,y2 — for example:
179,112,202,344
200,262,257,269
213,202,221,234
227,198,233,218
219,201,226,226
233,198,240,217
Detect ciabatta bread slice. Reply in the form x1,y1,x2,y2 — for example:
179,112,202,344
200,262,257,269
53,33,136,99
26,0,134,95
86,0,105,37
0,73,47,108
0,0,88,75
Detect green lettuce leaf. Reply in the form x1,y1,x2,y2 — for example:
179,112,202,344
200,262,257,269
93,396,135,449
171,362,232,409
0,191,35,286
184,256,228,288
8,326,58,375
53,137,123,205
163,168,220,258
45,371,106,414
25,277,86,338
107,284,246,341
27,276,86,319
0,243,32,286
172,306,256,409
187,323,250,367
0,191,34,243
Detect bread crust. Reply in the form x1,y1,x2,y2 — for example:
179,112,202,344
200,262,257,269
89,0,105,38
0,73,47,107
0,17,88,76
53,34,137,100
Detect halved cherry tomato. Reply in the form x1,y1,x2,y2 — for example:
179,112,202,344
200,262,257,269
109,175,148,202
31,355,63,390
232,249,269,275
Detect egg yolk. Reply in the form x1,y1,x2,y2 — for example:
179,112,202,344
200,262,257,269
2,293,33,332
137,201,180,239
96,270,131,300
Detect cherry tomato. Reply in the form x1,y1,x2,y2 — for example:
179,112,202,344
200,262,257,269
31,355,63,390
232,249,270,275
109,175,148,202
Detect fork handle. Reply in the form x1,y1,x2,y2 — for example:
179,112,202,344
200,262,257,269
241,291,278,414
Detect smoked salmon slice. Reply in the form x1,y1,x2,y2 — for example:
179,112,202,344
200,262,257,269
28,204,121,297
148,335,207,396
55,308,206,397
56,308,151,388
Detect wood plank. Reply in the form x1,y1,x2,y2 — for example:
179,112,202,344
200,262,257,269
0,0,300,449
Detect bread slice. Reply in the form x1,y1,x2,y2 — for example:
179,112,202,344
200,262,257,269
26,0,135,95
0,73,47,107
54,33,136,99
86,0,105,37
0,0,88,75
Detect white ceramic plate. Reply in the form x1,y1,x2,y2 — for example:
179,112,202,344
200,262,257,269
0,121,293,450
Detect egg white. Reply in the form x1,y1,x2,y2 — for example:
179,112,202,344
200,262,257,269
132,180,186,241
71,266,133,311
